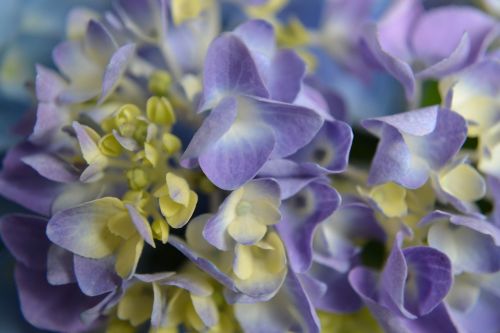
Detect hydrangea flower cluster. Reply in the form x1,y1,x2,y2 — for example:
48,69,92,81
0,0,499,332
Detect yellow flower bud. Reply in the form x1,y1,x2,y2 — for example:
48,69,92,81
144,143,159,167
98,134,123,157
127,168,149,190
148,70,172,96
151,219,169,243
115,104,141,128
162,133,182,154
147,96,176,125
133,121,149,143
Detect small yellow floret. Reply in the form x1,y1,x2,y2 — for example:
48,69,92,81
99,133,123,157
171,0,206,26
127,168,149,190
152,219,170,243
162,133,182,154
148,70,172,96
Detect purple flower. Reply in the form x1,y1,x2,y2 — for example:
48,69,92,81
182,20,325,190
362,106,467,189
349,233,454,332
363,1,498,98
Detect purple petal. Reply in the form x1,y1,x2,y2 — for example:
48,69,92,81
201,34,268,110
349,268,458,333
313,201,386,272
380,234,414,318
233,19,276,62
258,159,327,199
181,97,238,168
168,236,236,291
367,125,429,188
84,20,117,66
126,204,155,247
283,270,321,333
308,262,362,312
47,245,76,285
198,117,275,190
0,143,63,216
380,235,452,318
292,84,333,121
362,25,416,99
363,106,438,137
411,6,497,66
22,153,79,183
251,97,324,158
292,120,353,173
278,181,340,272
421,211,500,273
15,265,102,332
416,33,471,79
81,287,124,324
267,50,305,102
377,0,423,62
52,40,99,82
99,43,136,103
30,103,67,145
451,291,500,333
402,247,452,316
234,270,320,333
363,107,467,188
74,255,121,297
35,65,66,103
0,214,49,270
113,0,156,38
47,198,123,258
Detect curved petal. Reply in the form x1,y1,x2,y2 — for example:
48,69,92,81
181,97,238,168
0,214,49,270
126,204,155,247
402,247,452,316
35,65,66,103
292,120,353,173
233,19,276,62
250,97,324,158
362,25,415,99
308,262,362,312
201,34,268,110
411,6,497,66
99,43,136,103
278,181,340,272
199,119,275,190
47,245,76,285
15,265,101,332
267,49,305,103
367,125,429,189
74,255,120,297
84,20,117,67
22,153,79,183
234,270,320,333
47,198,124,258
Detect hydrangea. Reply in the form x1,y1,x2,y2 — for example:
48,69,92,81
1,0,500,333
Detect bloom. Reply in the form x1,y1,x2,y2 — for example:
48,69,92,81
2,1,500,333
